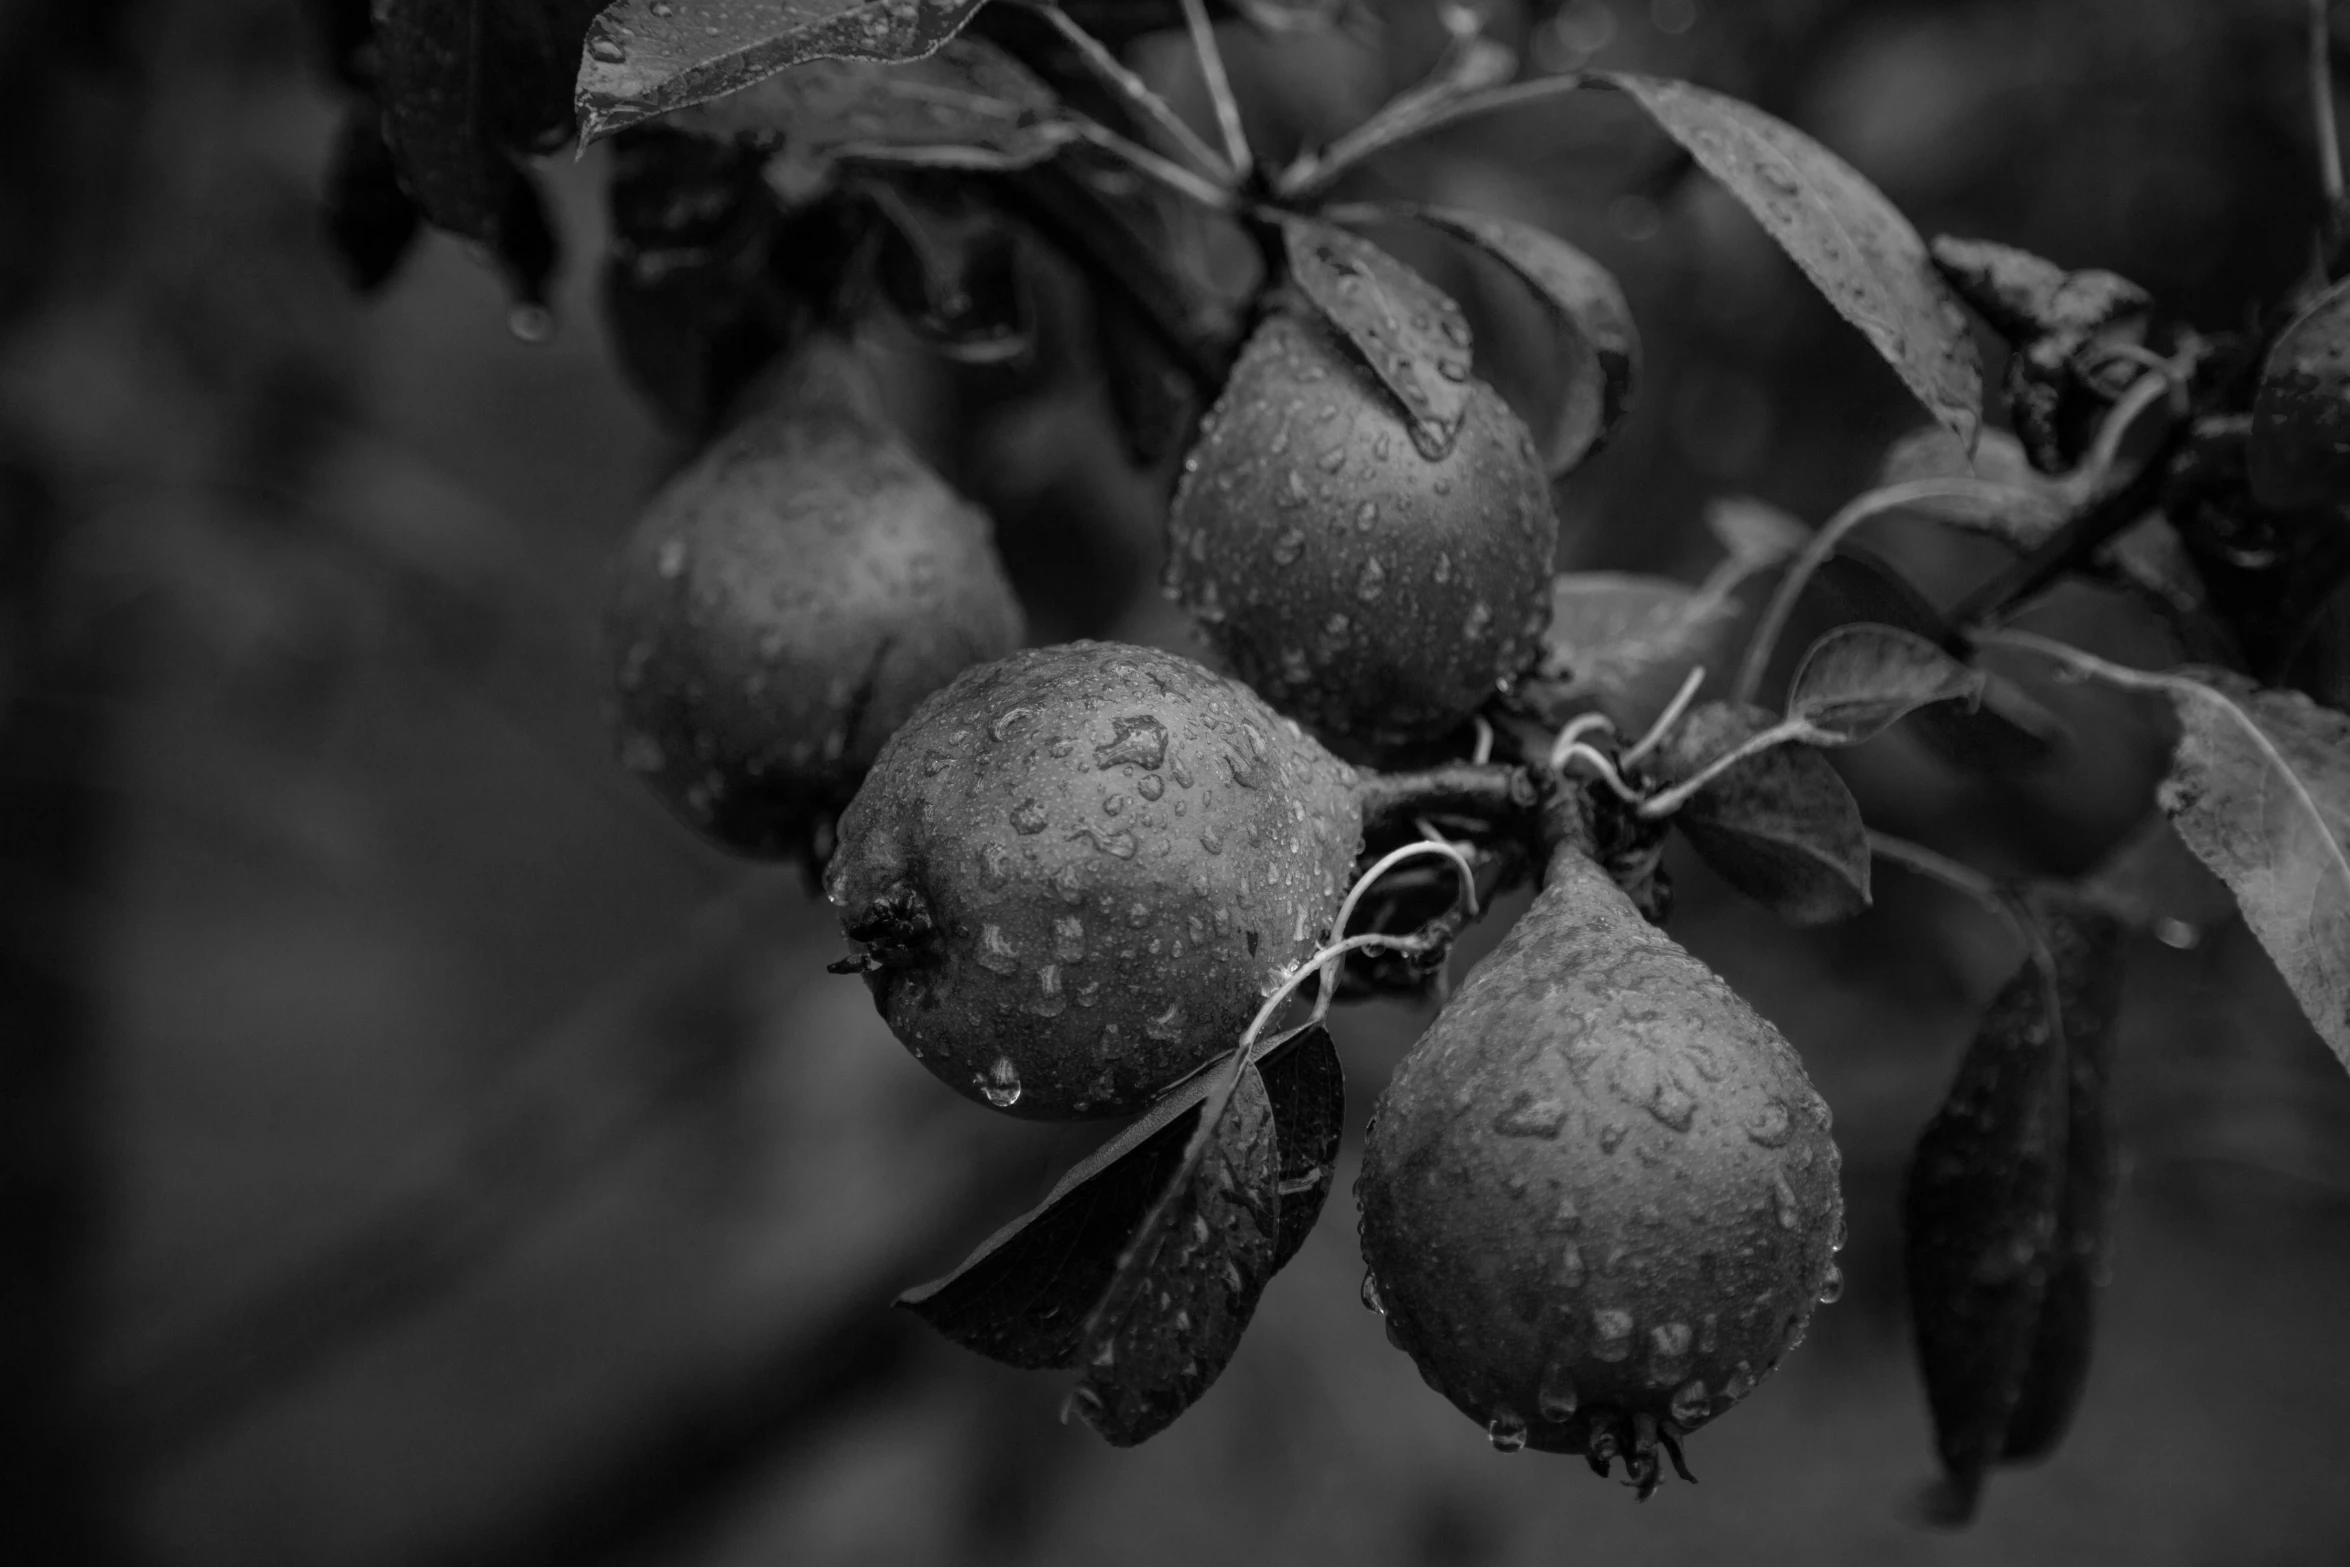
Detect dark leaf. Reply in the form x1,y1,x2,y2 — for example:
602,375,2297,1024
579,0,995,144
322,105,423,293
1605,73,1982,450
1787,623,1986,745
599,129,798,436
1648,701,1870,924
871,182,1033,365
1389,204,1639,474
1095,285,1197,466
1258,1025,1342,1271
1770,551,2065,772
1904,937,2068,1524
896,1090,1209,1370
2002,894,2125,1462
673,39,1074,176
1277,214,1474,460
2249,278,2350,512
374,0,604,247
1540,572,1743,734
1072,1058,1281,1446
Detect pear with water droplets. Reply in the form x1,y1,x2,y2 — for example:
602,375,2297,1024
1166,307,1558,752
1356,829,1843,1492
827,641,1362,1120
604,334,1023,860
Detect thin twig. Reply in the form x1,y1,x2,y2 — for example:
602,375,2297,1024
1066,117,1243,214
1178,0,1253,180
1636,716,1816,819
2316,0,2345,236
1016,0,1234,181
1281,73,1589,202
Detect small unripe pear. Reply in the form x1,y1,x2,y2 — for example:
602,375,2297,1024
604,335,1023,859
828,641,1362,1119
1357,838,1843,1488
1167,308,1557,752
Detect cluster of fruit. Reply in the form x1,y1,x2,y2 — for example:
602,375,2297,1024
600,217,1843,1490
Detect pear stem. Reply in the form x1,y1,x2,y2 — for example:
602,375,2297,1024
1356,762,1538,840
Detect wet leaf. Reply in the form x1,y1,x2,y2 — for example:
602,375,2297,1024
2002,894,2125,1462
322,105,423,293
895,1088,1209,1370
579,0,994,144
1648,701,1870,925
2249,278,2350,512
1278,215,1474,460
1259,1025,1342,1271
1231,0,1348,31
1787,623,1986,745
1389,204,1639,474
1605,73,1981,450
375,0,604,253
1875,426,2073,549
1072,1056,1280,1446
2142,668,2350,1071
1903,936,2067,1524
672,39,1074,174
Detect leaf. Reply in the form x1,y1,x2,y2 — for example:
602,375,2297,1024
579,0,998,142
1231,0,1348,30
1903,939,2067,1525
1605,72,1982,450
2001,893,2125,1463
322,105,424,293
374,0,605,251
1874,426,2073,549
598,128,799,436
1390,204,1640,474
1071,1057,1281,1446
1259,1025,1343,1271
1541,572,1742,731
1648,701,1870,925
2146,668,2350,1070
1787,623,1986,745
2249,278,2350,512
895,1091,1207,1370
671,39,1075,174
1770,551,2064,772
1277,215,1474,460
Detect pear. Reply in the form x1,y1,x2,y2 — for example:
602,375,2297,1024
1166,308,1557,753
827,641,1363,1120
604,335,1023,860
1357,834,1843,1489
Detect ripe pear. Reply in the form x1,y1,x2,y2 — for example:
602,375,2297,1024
604,335,1024,859
1357,836,1843,1488
1166,308,1557,752
827,641,1363,1120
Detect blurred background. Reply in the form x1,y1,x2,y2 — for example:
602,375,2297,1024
4,0,2349,1562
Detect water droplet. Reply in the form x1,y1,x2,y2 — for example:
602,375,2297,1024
1360,1271,1386,1314
1010,799,1049,834
988,706,1033,742
587,35,625,63
1669,1379,1710,1427
1771,1171,1801,1231
1646,1081,1697,1132
1493,1090,1568,1139
1060,1386,1102,1427
1598,1122,1627,1153
978,841,1012,885
1648,1322,1693,1383
980,1056,1022,1109
1537,1364,1579,1419
1591,1308,1635,1362
1560,1242,1586,1288
618,731,664,775
1817,1264,1845,1304
1355,557,1386,602
1095,715,1169,771
1271,529,1306,565
1101,793,1129,817
506,302,554,343
1142,1003,1184,1042
1487,1413,1528,1453
1053,916,1086,962
1136,774,1164,801
1744,1099,1793,1148
975,925,1019,975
